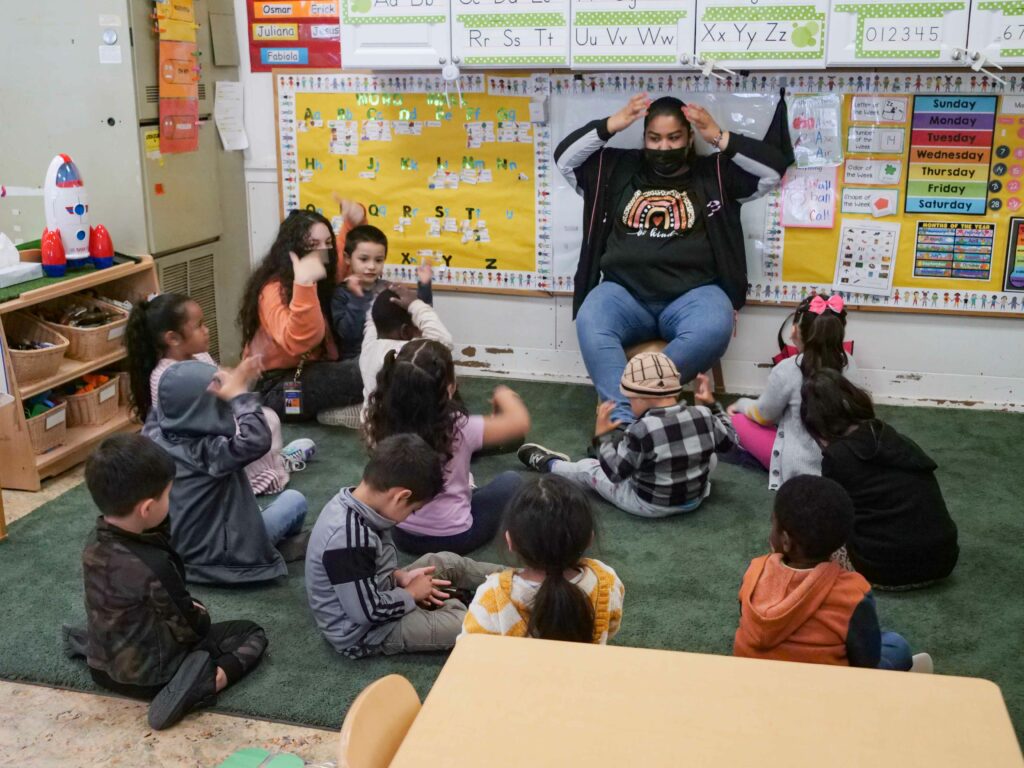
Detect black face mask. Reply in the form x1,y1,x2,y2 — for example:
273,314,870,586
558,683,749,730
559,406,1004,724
644,146,689,176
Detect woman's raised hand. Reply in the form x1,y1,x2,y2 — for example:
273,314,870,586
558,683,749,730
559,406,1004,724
682,103,728,148
607,93,652,134
290,250,328,286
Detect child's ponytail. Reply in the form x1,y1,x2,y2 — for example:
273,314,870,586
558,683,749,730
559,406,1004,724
800,369,875,445
794,293,848,378
124,293,191,421
505,475,596,643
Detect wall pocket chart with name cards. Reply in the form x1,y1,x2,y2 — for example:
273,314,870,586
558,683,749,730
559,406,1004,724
275,72,553,294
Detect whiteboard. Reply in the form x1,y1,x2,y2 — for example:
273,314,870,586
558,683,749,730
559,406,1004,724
548,83,783,290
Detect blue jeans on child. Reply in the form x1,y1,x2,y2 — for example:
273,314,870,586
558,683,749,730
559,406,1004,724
260,489,307,544
575,282,734,425
879,631,913,671
550,456,715,518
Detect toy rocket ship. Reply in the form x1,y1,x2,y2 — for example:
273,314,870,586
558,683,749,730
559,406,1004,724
41,154,114,277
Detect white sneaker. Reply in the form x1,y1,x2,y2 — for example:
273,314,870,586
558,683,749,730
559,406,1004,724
317,404,363,429
282,438,316,473
910,653,934,674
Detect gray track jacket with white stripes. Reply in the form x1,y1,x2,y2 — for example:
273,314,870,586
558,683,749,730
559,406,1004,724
553,93,794,316
305,487,415,657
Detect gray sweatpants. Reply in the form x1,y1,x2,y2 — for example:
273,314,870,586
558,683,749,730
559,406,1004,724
379,552,502,655
550,456,716,518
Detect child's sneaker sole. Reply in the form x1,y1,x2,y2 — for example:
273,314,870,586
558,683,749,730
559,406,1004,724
517,443,570,472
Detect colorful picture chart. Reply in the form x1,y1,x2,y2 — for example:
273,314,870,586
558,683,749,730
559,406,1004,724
913,221,995,279
1004,217,1024,291
694,0,829,69
277,74,553,293
569,0,693,68
451,0,570,66
247,0,341,72
833,218,899,296
906,95,997,215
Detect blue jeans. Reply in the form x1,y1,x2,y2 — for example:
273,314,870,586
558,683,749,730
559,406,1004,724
576,282,734,424
260,489,307,544
392,471,523,556
879,631,913,671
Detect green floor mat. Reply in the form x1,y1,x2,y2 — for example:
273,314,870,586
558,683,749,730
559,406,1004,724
0,377,1021,741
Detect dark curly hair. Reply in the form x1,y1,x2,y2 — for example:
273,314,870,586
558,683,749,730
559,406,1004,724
238,209,338,349
362,339,466,462
124,292,193,421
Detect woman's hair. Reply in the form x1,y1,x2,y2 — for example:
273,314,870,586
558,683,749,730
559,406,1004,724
124,292,193,421
238,209,338,348
643,96,692,133
792,293,848,377
505,475,596,643
362,339,466,461
800,369,876,445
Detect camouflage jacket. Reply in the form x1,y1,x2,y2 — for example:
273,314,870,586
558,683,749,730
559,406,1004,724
82,517,211,687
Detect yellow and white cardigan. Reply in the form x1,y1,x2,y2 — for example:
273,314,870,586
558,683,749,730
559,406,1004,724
460,558,624,644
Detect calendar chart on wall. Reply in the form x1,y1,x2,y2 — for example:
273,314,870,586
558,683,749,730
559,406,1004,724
276,72,553,294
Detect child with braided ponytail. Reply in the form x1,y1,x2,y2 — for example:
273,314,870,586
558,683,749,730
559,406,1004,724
461,474,624,644
727,293,852,490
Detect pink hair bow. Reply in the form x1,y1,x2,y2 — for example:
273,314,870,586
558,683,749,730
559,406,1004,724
808,294,844,315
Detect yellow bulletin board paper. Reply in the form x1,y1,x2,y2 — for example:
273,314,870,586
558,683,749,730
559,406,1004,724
772,85,1024,317
275,72,553,294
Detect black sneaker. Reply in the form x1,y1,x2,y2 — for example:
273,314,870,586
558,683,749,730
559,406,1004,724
61,623,88,660
276,530,311,563
517,443,570,472
147,650,217,731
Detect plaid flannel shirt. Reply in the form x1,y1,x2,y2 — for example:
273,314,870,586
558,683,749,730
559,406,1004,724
597,402,737,507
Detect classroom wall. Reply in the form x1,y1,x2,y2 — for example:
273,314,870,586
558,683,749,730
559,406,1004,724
231,1,1023,409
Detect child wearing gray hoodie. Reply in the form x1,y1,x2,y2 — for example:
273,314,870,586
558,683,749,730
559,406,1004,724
144,358,307,585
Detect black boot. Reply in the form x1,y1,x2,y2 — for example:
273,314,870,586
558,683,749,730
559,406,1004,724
147,650,217,731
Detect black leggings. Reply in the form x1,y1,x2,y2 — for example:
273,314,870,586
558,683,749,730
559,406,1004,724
257,360,363,421
90,620,268,699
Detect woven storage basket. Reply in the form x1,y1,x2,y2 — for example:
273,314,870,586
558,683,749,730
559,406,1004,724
26,402,68,454
109,371,131,407
4,312,70,383
60,378,120,427
37,296,128,361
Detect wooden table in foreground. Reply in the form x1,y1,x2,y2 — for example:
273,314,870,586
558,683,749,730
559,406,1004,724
390,635,1022,768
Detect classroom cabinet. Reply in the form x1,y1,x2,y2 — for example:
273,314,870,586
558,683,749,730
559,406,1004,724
692,0,830,70
967,0,1024,66
826,0,970,67
569,0,696,70
339,0,453,68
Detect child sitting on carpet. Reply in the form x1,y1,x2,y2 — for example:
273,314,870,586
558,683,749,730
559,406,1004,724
733,475,932,672
64,434,268,730
363,339,528,555
143,358,308,584
305,434,502,657
518,351,735,518
359,281,452,420
725,293,852,490
461,475,624,644
126,291,314,493
800,370,959,590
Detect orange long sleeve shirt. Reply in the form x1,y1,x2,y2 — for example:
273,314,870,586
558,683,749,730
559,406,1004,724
245,281,338,371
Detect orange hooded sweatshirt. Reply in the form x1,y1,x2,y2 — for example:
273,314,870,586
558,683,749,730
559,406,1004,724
733,554,874,666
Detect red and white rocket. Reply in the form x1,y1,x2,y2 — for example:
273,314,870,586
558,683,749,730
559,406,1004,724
41,154,114,276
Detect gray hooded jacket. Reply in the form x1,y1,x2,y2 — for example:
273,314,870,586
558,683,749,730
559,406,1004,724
143,360,287,584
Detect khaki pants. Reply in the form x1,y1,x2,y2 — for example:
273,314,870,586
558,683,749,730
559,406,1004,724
379,552,502,655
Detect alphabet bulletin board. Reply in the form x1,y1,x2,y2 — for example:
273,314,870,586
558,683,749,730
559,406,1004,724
275,72,554,294
276,69,1024,314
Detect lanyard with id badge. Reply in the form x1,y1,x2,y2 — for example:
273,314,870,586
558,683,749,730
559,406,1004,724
284,356,308,416
283,246,331,417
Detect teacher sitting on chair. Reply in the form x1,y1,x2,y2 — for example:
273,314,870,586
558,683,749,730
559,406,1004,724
554,92,793,441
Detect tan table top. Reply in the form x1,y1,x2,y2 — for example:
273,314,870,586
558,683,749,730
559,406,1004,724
390,635,1022,768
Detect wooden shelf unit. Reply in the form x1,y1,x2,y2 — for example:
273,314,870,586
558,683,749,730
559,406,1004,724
0,255,159,491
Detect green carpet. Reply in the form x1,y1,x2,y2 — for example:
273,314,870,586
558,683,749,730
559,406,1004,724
0,377,1021,739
